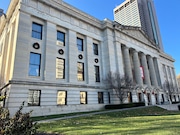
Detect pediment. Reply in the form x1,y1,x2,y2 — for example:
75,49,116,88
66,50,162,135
121,28,155,46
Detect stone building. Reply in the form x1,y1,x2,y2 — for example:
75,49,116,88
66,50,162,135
0,0,179,116
177,75,180,89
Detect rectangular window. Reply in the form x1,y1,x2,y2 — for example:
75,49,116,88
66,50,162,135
57,91,67,105
29,52,41,76
28,90,41,106
98,92,104,104
57,31,65,46
95,66,100,82
32,22,42,39
77,37,83,51
138,93,142,102
77,62,84,81
80,91,87,104
93,43,98,55
56,58,65,79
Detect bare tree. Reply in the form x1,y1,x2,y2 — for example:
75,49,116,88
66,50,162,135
163,80,176,102
105,72,135,104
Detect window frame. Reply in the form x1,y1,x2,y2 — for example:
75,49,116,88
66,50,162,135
57,91,67,105
56,58,65,79
80,91,87,104
28,90,41,106
29,52,41,76
93,43,98,55
57,31,65,46
98,92,104,104
77,62,84,81
32,22,43,40
95,66,100,82
77,37,83,51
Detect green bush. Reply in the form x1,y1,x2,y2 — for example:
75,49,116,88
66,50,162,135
0,96,5,101
0,102,38,135
105,102,145,109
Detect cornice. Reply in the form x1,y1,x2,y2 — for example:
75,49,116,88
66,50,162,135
159,51,175,62
22,0,103,29
8,80,105,90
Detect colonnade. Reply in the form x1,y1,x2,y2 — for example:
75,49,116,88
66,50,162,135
121,45,160,88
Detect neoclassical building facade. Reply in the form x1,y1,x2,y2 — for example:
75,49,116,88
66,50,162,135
0,0,179,116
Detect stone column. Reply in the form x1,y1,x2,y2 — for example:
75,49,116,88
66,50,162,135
140,53,151,86
147,55,158,87
172,68,178,92
122,46,133,79
132,50,143,85
115,42,124,74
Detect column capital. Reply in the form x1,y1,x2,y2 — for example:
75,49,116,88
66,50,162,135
122,45,128,50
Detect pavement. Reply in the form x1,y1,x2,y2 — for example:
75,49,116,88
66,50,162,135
37,106,151,123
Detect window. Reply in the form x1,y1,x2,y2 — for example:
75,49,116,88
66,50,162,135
138,93,142,102
32,22,42,39
95,66,100,82
29,53,41,76
80,91,87,104
28,90,41,106
77,62,84,81
57,31,65,46
56,58,65,79
93,43,98,55
98,92,104,104
57,91,67,105
77,37,83,51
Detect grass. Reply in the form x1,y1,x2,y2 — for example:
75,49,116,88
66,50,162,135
37,106,180,135
32,110,106,121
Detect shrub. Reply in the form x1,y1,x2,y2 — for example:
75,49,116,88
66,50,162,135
172,101,180,104
0,96,5,101
105,102,145,109
0,102,38,135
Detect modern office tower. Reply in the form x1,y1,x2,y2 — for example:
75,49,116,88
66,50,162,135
114,0,163,51
0,9,4,17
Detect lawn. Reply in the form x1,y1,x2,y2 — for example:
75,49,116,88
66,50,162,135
37,106,180,135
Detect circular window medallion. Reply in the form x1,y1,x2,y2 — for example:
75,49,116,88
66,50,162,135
94,58,99,63
33,42,40,49
78,54,83,59
58,49,64,55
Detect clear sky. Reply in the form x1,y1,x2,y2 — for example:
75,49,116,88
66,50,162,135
0,0,180,75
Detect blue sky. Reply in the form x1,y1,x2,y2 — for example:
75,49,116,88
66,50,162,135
1,0,180,75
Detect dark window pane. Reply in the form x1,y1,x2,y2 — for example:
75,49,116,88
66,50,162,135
29,65,40,76
77,62,84,81
57,31,65,46
77,38,83,51
29,53,41,76
30,53,40,65
98,92,104,104
32,22,42,39
93,43,98,55
95,66,100,82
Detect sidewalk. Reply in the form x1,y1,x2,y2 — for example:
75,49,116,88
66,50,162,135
37,106,150,123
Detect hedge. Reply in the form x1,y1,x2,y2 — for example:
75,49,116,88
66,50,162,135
105,102,145,109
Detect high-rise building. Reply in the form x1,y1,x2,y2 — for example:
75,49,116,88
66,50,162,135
114,0,163,51
0,9,4,17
